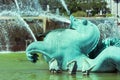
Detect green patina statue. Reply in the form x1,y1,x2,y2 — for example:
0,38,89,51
26,16,120,75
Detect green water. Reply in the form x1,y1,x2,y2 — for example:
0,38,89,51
0,53,120,80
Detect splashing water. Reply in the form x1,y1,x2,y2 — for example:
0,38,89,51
0,0,71,52
0,11,37,51
91,18,120,39
14,0,20,13
0,0,70,16
0,26,10,51
0,11,37,41
0,0,119,53
39,13,70,23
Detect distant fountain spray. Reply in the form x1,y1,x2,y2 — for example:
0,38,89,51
59,0,70,15
0,11,37,51
13,13,37,41
0,0,119,53
17,0,42,15
14,0,20,13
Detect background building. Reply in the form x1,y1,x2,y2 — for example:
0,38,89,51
106,0,120,17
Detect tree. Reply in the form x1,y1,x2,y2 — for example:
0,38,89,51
0,0,14,4
38,0,109,16
65,0,109,16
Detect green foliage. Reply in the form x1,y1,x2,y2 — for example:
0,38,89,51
94,14,106,17
38,0,110,17
94,13,113,17
106,13,113,17
72,11,87,17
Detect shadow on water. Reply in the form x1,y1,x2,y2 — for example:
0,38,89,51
1,70,120,80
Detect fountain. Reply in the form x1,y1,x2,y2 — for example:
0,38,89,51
14,0,20,13
59,0,70,15
89,18,120,58
26,15,120,73
0,0,70,52
0,0,119,56
1,0,120,77
0,11,37,51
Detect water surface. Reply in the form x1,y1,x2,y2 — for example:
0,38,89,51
0,53,120,80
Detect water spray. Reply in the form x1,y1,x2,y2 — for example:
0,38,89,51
14,0,20,13
59,0,70,15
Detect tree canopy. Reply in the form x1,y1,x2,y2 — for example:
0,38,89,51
39,0,110,16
